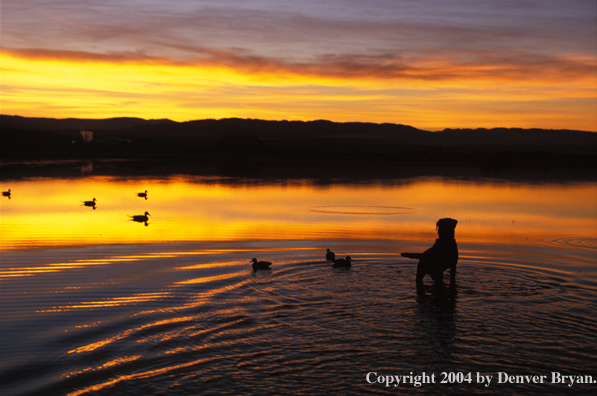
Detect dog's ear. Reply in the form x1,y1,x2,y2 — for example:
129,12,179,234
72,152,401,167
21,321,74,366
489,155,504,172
436,218,458,229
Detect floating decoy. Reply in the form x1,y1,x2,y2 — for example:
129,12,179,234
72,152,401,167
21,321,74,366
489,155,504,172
2,189,11,199
137,190,148,199
251,258,272,271
332,256,352,268
82,198,97,209
129,211,150,223
326,248,335,261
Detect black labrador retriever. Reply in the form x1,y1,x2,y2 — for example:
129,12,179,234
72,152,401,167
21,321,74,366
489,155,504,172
402,218,458,285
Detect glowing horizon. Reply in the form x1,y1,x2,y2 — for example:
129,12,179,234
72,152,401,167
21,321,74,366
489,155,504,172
1,1,596,131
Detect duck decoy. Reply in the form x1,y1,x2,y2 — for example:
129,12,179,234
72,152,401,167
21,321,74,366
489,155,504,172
326,248,335,261
137,190,148,199
2,189,11,199
332,256,352,268
251,258,272,271
82,198,97,209
129,211,150,223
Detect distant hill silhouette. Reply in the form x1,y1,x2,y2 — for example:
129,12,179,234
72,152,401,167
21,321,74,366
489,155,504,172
1,115,595,166
1,115,175,131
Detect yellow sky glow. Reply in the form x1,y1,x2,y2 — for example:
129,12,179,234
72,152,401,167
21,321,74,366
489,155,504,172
1,51,596,130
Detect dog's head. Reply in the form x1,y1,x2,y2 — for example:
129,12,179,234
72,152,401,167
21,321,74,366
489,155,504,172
436,218,458,239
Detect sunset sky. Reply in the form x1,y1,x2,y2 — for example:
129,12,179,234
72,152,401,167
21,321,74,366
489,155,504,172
1,0,596,131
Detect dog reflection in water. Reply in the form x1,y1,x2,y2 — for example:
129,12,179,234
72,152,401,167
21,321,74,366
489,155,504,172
251,258,272,271
129,211,150,226
402,218,458,286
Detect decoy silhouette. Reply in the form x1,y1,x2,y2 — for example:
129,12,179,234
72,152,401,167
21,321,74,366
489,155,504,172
402,218,459,285
251,258,272,271
82,198,97,209
326,248,336,261
129,211,150,223
332,256,352,268
137,190,148,199
2,189,11,199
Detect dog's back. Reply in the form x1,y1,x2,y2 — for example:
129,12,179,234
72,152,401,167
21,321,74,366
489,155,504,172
419,237,458,280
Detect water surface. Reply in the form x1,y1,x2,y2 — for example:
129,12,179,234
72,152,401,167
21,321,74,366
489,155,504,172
1,175,595,395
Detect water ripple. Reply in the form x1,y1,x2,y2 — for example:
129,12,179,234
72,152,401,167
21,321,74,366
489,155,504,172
544,236,597,250
1,247,596,396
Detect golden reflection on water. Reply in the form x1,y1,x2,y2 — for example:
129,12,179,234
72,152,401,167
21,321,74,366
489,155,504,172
68,315,201,355
41,292,173,312
1,176,595,251
61,355,142,381
0,252,186,279
65,357,215,396
176,271,247,285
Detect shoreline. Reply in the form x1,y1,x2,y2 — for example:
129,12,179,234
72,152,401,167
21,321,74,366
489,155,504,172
1,157,596,183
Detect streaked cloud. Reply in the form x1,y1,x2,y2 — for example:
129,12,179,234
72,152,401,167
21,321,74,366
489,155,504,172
4,46,594,84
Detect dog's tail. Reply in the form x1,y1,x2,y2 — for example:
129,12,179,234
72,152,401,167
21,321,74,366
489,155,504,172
401,253,423,259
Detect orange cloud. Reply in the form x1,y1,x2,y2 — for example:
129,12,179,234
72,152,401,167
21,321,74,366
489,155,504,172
4,46,595,84
1,48,596,131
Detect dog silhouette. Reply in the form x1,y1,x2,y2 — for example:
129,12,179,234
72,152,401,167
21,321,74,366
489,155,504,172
402,218,458,285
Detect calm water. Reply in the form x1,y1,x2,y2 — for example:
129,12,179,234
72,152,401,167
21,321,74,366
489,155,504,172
1,174,596,395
